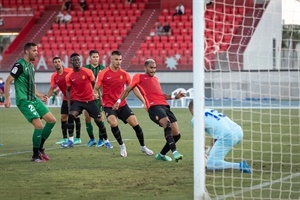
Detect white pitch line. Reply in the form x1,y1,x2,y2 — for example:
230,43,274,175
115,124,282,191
212,173,300,200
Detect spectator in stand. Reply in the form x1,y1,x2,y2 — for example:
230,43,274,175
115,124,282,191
56,11,64,24
162,22,171,36
206,0,213,6
155,22,164,36
173,2,185,16
63,12,72,24
125,0,133,4
79,0,88,11
0,77,5,105
61,0,72,12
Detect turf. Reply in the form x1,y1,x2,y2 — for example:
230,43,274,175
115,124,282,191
0,107,299,200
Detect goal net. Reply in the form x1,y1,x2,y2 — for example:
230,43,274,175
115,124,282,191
202,0,300,199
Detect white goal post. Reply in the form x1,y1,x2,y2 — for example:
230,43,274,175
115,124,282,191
194,0,300,199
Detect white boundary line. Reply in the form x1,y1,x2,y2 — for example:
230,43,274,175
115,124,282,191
212,173,300,200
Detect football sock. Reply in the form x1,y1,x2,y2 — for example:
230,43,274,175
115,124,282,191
75,117,81,138
32,129,43,158
32,128,43,148
164,126,176,153
67,114,75,137
161,134,181,155
69,136,74,142
98,121,105,140
133,124,145,146
41,122,56,140
61,121,68,138
95,120,108,140
111,126,123,145
86,122,94,138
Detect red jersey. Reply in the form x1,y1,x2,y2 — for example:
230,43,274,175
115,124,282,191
96,67,131,107
65,67,95,102
129,74,168,109
50,68,72,100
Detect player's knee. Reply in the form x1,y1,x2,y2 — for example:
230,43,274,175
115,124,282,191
68,114,75,122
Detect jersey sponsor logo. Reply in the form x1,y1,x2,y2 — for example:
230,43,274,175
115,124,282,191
106,77,112,79
71,79,76,81
11,66,18,74
144,77,149,80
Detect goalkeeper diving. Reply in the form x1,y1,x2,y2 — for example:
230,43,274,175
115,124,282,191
188,100,251,173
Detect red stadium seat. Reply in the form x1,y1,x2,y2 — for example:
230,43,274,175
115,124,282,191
164,43,171,49
148,43,155,50
160,49,168,57
140,43,147,50
131,56,139,65
156,43,163,50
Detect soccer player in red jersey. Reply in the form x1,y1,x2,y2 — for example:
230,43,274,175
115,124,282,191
113,59,186,162
61,53,109,148
94,51,153,157
47,56,82,145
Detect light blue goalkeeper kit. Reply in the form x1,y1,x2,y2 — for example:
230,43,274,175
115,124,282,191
191,108,243,170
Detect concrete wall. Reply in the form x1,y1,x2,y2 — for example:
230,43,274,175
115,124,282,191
243,0,282,70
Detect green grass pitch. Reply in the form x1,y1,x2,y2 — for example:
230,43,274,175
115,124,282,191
0,107,299,200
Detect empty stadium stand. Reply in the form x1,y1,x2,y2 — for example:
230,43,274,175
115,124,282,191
0,0,266,71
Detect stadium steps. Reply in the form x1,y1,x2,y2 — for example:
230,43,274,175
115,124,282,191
1,7,58,69
228,3,268,70
119,4,160,70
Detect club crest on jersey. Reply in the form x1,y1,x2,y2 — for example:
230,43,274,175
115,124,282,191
120,75,123,80
82,75,86,79
155,115,159,121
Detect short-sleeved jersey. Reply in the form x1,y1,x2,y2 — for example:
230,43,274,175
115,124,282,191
84,64,105,78
129,74,168,110
85,64,106,104
50,67,72,100
10,58,36,104
65,67,95,102
191,108,241,140
95,67,131,107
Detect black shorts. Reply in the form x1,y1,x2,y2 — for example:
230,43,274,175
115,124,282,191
104,104,134,124
148,105,177,126
61,100,77,115
61,100,69,115
70,100,100,119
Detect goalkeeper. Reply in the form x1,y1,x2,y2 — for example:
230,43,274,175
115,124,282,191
188,100,251,173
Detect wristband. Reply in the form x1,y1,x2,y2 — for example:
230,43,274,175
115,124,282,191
116,99,121,103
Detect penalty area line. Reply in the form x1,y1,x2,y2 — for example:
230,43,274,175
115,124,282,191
212,172,300,200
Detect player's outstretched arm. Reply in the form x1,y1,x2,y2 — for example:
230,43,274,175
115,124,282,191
4,75,14,108
132,87,146,106
113,85,134,110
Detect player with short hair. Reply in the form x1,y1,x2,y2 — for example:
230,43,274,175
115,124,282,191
94,51,153,157
188,100,251,173
113,59,184,162
61,53,110,148
84,50,112,148
47,56,82,145
4,42,56,162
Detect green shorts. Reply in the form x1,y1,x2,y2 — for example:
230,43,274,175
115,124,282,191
17,99,50,122
95,99,103,112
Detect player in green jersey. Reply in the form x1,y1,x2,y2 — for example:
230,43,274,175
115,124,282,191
4,42,56,163
84,50,112,148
